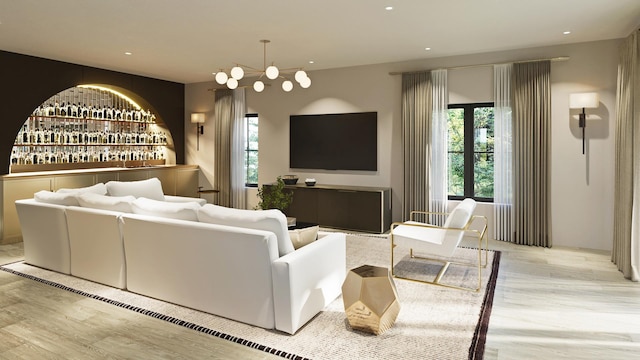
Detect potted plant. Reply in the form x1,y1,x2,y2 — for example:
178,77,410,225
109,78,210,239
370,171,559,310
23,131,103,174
255,176,293,212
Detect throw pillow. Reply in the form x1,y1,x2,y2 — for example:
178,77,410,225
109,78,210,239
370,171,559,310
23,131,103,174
131,197,200,221
106,177,165,201
197,204,295,257
77,193,136,213
288,225,319,249
34,190,79,206
56,182,107,195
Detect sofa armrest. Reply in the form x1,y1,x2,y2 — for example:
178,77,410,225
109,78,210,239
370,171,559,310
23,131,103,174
163,195,207,206
272,232,346,334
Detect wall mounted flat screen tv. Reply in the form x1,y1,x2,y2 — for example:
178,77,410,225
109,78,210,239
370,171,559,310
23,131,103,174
290,111,377,171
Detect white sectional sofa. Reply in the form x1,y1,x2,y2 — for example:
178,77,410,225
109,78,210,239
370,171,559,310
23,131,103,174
14,178,347,334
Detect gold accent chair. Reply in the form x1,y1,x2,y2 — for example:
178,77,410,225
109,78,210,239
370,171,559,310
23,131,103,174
389,198,488,292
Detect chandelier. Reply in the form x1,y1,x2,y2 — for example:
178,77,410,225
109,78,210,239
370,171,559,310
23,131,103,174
214,39,311,93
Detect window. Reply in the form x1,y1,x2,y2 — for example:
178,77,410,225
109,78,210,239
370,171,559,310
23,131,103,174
447,103,494,201
244,114,259,187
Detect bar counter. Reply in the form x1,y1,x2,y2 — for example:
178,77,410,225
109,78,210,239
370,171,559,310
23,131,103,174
0,164,199,244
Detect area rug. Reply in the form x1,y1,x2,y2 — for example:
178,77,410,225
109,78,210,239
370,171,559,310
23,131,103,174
0,235,500,360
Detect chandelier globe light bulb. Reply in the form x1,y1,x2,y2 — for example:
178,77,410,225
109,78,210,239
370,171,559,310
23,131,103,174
282,80,294,92
226,78,238,90
230,66,244,80
266,65,279,80
253,80,265,92
295,70,307,83
215,72,228,85
300,76,311,89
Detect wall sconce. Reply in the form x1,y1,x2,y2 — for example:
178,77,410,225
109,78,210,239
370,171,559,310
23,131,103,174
569,92,599,154
191,113,205,150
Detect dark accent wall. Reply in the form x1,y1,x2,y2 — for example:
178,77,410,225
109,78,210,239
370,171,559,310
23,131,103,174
0,50,185,174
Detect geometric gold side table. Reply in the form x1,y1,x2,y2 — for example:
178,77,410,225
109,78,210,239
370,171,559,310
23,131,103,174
342,264,401,335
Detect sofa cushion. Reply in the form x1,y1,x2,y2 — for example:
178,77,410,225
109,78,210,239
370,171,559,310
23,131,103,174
34,190,80,206
197,204,295,257
288,225,319,250
106,178,165,201
131,197,200,221
77,193,136,213
56,182,107,195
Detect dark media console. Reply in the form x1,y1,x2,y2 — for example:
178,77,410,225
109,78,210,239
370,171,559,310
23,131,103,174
277,183,391,234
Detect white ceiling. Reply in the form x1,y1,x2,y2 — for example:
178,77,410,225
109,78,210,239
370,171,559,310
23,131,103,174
1,0,639,84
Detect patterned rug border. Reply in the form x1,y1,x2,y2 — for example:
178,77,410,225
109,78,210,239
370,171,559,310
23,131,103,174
469,250,501,360
0,249,501,360
0,263,307,360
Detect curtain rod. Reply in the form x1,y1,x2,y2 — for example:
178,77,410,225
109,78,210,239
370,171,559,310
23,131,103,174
388,56,570,76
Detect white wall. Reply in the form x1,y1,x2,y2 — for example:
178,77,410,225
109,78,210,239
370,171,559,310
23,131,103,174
185,39,621,251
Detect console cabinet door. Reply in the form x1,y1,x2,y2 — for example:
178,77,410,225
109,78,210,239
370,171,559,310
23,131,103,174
286,187,318,223
317,189,383,233
347,191,383,233
317,189,351,230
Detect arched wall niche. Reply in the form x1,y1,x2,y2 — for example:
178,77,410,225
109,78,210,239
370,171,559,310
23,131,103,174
0,50,185,175
10,84,176,172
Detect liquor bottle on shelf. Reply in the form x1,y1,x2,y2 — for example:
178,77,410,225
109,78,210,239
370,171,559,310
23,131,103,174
60,102,67,117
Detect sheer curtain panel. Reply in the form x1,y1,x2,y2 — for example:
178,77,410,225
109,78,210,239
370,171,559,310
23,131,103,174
230,88,247,209
512,61,551,247
213,89,233,207
613,29,640,281
430,69,448,224
401,72,432,220
493,64,513,242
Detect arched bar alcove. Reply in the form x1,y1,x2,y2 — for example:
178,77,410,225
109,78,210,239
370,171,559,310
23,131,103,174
0,50,185,175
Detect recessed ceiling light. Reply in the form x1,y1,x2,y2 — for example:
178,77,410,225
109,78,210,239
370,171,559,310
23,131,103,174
385,6,393,10
309,60,315,64
425,47,431,51
124,52,132,55
563,31,571,35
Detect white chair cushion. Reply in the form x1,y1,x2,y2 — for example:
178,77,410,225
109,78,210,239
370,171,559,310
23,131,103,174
77,193,136,213
131,197,200,221
197,204,295,257
443,198,476,229
34,190,79,206
56,182,107,195
106,178,165,201
288,225,319,250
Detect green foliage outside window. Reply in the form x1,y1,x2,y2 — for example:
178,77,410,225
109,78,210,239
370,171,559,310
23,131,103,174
473,107,494,199
448,108,465,197
447,104,494,200
245,116,259,186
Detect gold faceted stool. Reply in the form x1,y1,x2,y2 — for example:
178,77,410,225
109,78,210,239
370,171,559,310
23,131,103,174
342,265,400,335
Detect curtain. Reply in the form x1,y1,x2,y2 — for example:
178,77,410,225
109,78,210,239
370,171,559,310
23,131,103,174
430,69,448,224
213,89,233,207
493,64,513,242
214,88,247,209
512,61,551,247
613,29,640,281
230,88,246,209
401,72,432,220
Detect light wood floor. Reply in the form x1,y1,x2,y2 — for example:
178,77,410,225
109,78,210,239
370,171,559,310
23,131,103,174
1,240,639,359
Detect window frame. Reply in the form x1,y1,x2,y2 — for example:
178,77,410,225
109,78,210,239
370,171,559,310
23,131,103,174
447,102,494,203
244,113,259,188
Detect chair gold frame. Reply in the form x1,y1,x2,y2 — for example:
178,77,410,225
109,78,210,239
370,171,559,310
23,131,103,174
389,210,489,292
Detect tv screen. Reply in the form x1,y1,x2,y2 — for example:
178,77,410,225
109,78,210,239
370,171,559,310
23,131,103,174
290,112,377,171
